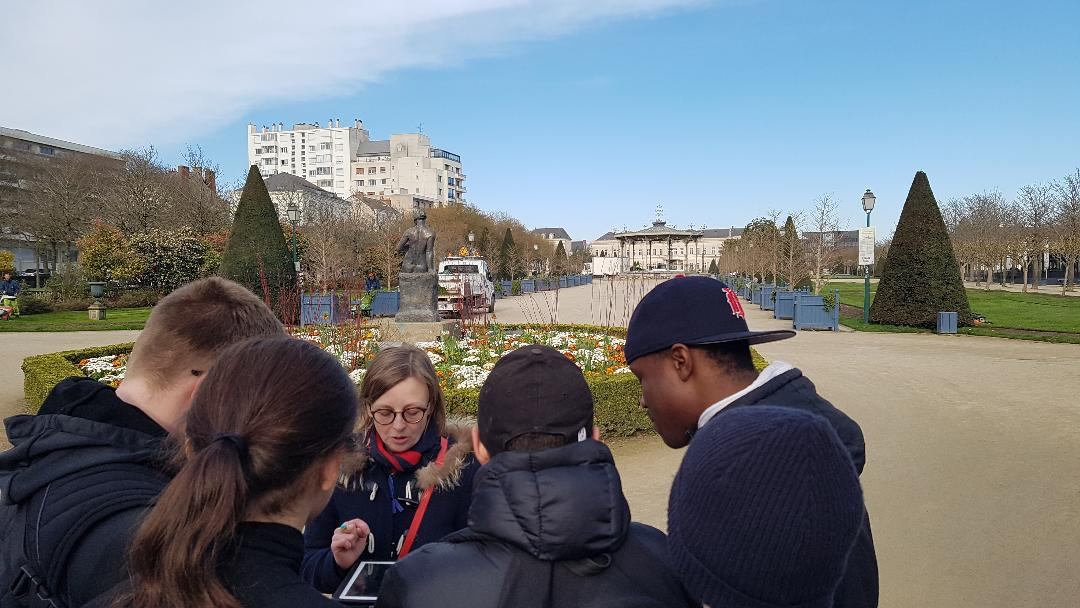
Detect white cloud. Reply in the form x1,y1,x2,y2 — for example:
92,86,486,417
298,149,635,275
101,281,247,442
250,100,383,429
1,0,702,148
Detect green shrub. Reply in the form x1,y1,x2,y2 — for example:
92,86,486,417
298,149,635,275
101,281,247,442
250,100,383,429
22,342,135,413
870,171,971,327
17,294,53,315
220,166,296,308
109,289,161,308
511,280,522,295
46,267,89,303
50,298,96,312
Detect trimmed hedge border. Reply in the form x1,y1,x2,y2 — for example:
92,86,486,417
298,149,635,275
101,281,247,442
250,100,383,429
22,342,135,414
21,324,767,435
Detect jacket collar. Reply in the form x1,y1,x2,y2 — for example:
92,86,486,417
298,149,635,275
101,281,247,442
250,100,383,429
467,440,630,561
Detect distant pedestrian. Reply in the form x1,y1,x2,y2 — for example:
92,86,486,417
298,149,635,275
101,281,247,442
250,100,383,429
0,271,19,297
365,271,381,292
625,276,879,607
668,406,865,608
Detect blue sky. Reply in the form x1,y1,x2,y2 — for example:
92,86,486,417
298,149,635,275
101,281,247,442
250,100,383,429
5,0,1078,242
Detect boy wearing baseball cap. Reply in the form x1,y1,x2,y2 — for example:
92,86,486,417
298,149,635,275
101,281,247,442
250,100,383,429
377,345,695,608
625,276,878,608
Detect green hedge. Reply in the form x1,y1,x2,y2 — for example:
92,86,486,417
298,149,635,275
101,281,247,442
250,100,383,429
22,342,135,413
21,324,767,435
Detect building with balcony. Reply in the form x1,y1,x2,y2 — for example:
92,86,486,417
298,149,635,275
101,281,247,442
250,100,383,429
247,119,465,210
589,212,743,273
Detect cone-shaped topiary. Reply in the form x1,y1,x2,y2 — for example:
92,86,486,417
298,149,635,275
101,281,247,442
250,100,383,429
870,171,971,327
708,259,719,274
220,166,296,311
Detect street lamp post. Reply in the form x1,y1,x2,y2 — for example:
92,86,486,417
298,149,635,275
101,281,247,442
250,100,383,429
533,243,539,276
861,189,876,324
468,230,475,256
286,202,301,273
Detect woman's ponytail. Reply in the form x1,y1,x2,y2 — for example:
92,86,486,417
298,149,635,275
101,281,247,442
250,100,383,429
115,337,358,608
119,437,251,608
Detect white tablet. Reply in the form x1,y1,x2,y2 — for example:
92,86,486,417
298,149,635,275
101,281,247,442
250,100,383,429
333,561,395,604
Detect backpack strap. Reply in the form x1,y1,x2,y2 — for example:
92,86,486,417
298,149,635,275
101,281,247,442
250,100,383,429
3,485,64,608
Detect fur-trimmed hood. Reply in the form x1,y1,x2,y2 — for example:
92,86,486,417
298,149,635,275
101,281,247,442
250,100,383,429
341,419,474,492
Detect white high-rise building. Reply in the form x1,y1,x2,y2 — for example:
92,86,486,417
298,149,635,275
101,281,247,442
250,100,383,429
247,119,465,209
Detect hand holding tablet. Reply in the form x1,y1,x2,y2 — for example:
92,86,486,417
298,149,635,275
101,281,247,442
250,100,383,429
331,518,372,570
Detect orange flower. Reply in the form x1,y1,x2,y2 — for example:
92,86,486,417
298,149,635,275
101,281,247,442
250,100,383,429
564,352,576,362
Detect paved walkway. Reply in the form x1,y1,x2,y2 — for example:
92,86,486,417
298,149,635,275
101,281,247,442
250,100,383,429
0,330,141,449
500,281,1080,608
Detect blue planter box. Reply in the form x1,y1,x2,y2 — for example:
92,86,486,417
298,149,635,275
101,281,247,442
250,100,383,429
501,280,513,295
370,291,400,317
774,291,799,319
937,311,958,334
521,279,535,293
793,292,839,332
559,277,569,288
301,293,345,325
751,287,764,306
760,286,777,311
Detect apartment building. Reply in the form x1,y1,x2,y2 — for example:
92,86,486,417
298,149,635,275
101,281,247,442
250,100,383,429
247,119,465,210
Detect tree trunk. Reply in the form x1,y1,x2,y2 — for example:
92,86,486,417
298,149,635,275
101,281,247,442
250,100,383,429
1022,256,1029,293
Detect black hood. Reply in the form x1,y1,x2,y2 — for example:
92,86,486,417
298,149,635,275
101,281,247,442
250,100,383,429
0,412,166,506
467,440,630,561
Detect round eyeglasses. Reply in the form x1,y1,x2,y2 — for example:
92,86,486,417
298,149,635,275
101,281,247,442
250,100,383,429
371,407,428,426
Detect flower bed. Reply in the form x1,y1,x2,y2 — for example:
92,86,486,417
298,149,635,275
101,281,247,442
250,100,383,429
26,324,766,437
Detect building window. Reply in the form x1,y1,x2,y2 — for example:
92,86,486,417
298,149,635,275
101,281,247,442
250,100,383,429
318,179,333,187
336,168,344,176
380,166,386,173
381,179,387,184
316,167,332,175
355,180,362,187
261,133,277,141
356,168,363,175
368,167,376,174
368,179,376,186
280,147,288,153
38,145,55,156
448,189,456,199
320,142,332,150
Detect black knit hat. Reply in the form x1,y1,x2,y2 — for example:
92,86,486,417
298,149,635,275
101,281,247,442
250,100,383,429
477,345,593,454
668,406,864,608
625,277,794,363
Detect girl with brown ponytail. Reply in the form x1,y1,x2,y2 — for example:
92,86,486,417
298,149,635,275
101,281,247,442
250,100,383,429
113,336,359,608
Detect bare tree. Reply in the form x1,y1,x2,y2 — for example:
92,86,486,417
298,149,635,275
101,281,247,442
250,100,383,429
1016,182,1055,291
806,194,842,294
1053,168,1080,293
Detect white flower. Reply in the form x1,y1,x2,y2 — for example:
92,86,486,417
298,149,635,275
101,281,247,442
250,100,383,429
349,368,366,385
614,367,632,374
427,352,444,365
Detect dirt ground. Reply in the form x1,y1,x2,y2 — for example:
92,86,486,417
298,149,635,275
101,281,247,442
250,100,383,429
499,280,1080,608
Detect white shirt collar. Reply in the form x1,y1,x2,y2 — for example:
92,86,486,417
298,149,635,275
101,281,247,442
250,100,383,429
697,361,795,430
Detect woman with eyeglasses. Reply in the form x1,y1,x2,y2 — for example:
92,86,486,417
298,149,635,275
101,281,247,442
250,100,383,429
301,346,479,594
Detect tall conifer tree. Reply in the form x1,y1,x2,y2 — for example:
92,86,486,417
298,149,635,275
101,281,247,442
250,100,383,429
870,171,971,327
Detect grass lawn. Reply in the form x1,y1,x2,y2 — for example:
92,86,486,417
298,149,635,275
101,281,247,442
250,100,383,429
825,282,1080,343
0,307,151,332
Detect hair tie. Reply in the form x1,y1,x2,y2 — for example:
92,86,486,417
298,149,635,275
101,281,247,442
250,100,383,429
211,433,249,459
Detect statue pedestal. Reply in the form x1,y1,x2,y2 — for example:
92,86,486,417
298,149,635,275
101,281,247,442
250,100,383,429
395,272,439,323
375,318,461,345
88,303,107,321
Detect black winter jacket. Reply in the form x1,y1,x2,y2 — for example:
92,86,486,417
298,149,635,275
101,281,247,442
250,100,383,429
725,367,879,608
376,440,695,608
223,522,342,607
0,378,170,607
302,424,479,593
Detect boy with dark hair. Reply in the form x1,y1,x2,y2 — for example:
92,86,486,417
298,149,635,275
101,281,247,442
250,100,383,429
625,276,878,608
0,277,284,607
377,345,694,608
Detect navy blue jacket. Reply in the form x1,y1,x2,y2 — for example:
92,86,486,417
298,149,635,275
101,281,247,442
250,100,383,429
0,279,19,297
301,426,479,594
725,367,879,608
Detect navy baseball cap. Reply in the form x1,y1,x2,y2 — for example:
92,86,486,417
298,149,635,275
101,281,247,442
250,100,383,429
625,277,794,363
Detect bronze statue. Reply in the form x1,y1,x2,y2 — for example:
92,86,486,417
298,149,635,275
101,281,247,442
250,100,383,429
395,208,436,273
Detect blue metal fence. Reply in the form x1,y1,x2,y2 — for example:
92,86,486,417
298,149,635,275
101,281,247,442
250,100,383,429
370,291,400,317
